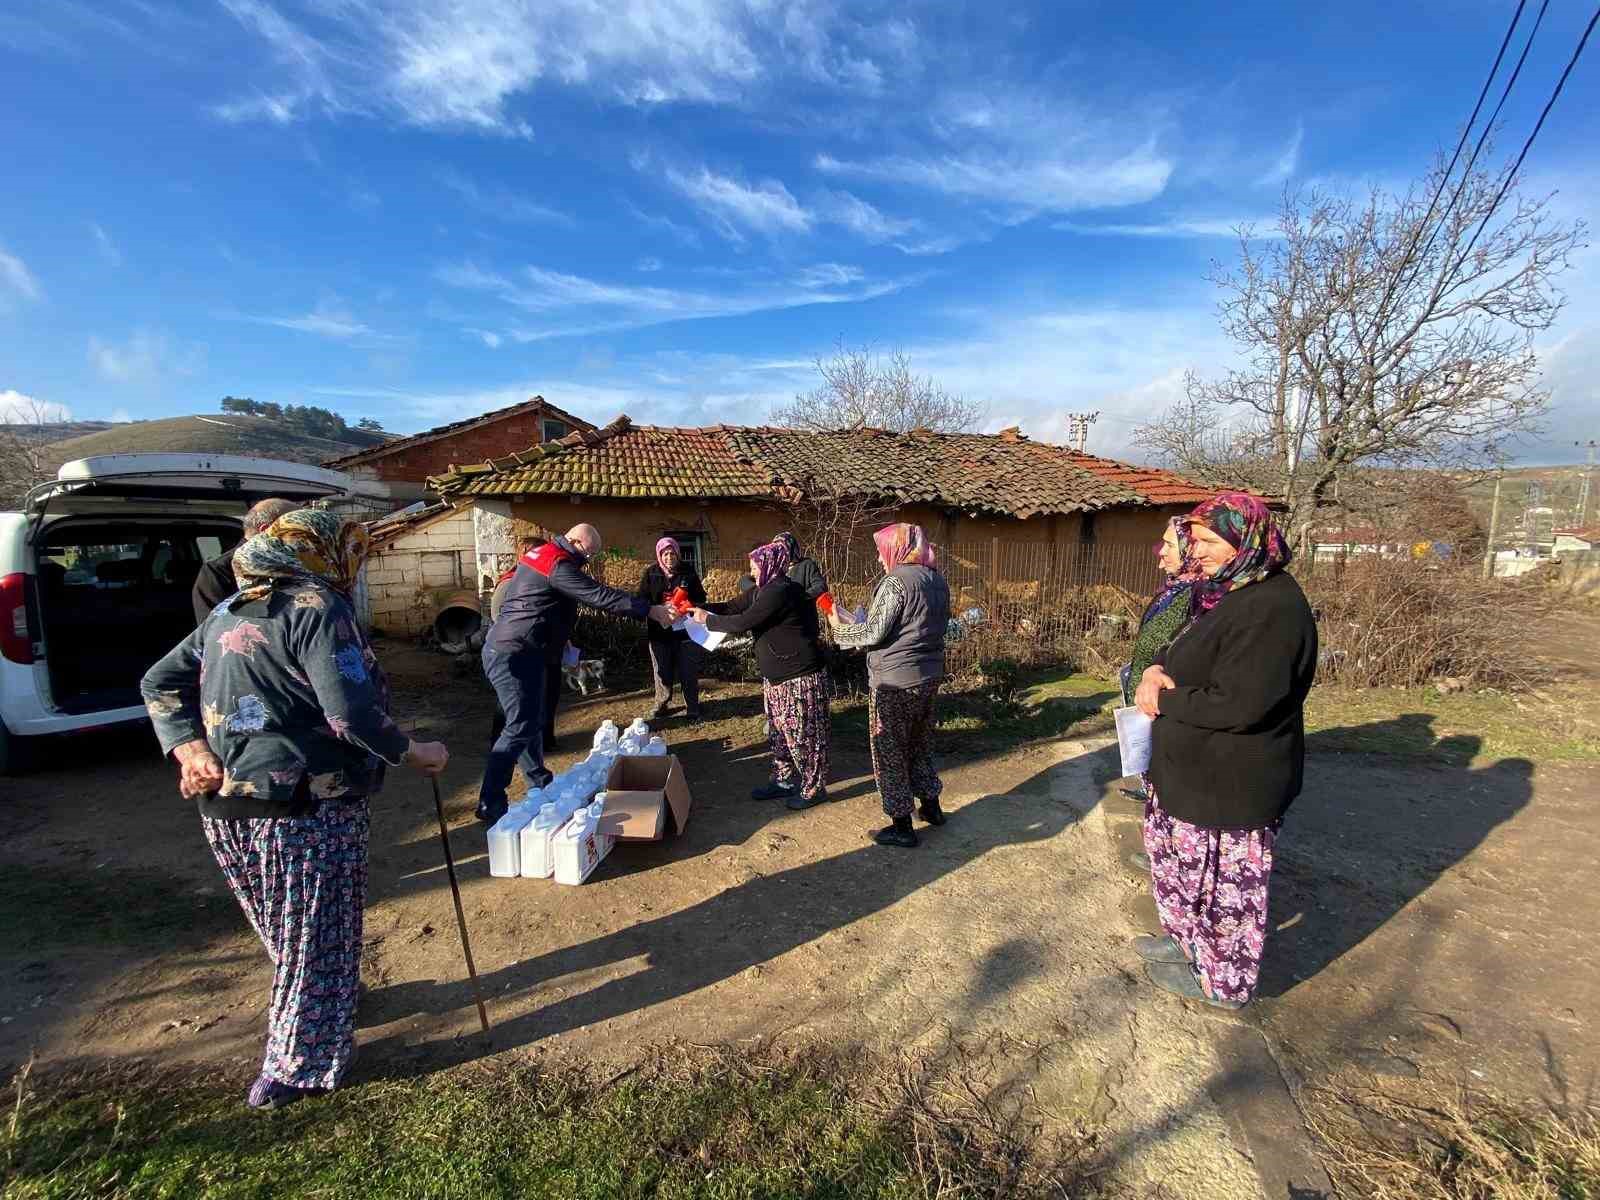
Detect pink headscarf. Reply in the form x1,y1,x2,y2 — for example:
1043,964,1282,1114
655,536,680,573
873,523,937,573
748,539,792,589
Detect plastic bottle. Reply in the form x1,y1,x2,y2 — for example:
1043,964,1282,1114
592,720,619,750
519,803,564,879
626,718,651,740
487,805,536,878
644,735,667,756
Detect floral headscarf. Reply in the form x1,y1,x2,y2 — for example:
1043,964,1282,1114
872,523,938,573
748,539,793,589
1185,492,1292,615
655,536,680,573
771,531,803,562
232,508,371,604
1139,517,1203,629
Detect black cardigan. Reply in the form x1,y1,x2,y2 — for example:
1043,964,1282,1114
637,564,706,643
1147,571,1318,829
703,578,823,684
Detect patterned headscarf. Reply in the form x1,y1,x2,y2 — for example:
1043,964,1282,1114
232,508,371,604
873,523,938,573
771,531,803,563
1185,492,1292,615
1139,517,1204,628
655,536,680,573
748,539,793,589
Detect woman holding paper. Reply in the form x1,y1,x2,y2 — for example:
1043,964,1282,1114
829,523,950,849
1122,518,1202,707
688,539,831,809
638,537,706,723
1132,493,1316,1009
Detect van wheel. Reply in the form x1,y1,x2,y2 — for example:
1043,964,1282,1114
0,721,30,776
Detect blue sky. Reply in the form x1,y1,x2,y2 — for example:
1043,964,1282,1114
1,1,1596,464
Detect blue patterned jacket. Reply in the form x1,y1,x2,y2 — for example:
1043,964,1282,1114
141,581,411,819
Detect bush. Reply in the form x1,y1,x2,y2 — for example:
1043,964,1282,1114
975,657,1027,712
1299,557,1550,688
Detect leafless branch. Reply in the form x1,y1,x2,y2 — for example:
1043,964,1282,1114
773,342,987,434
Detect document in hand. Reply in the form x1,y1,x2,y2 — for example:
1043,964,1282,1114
1113,705,1154,779
672,617,727,651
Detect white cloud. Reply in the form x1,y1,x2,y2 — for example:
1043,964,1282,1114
662,164,812,242
637,256,663,272
109,407,134,423
1053,217,1275,239
815,90,1174,214
437,168,572,225
437,257,916,341
239,300,375,339
0,244,41,304
0,389,71,423
816,189,917,241
1257,122,1303,187
87,331,203,383
90,222,122,266
468,329,504,349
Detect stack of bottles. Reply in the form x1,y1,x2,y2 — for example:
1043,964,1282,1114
485,716,660,881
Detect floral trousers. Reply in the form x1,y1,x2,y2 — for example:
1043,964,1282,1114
762,669,831,799
1143,790,1278,1003
202,798,369,1090
869,680,943,818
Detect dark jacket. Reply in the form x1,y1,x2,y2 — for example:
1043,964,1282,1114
832,565,950,689
486,537,649,663
787,556,828,601
1148,571,1318,830
192,547,239,625
142,581,410,820
704,577,823,684
637,564,706,643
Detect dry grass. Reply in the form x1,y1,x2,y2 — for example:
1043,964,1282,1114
1305,1076,1599,1200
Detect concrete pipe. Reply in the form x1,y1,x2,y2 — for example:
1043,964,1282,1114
431,591,484,654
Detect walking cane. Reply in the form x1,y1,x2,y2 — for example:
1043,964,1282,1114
429,776,491,1034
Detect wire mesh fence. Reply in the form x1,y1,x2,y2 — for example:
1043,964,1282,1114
590,539,1162,678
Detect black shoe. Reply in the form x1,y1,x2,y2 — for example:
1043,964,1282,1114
475,799,507,825
1132,934,1187,963
1143,960,1247,1010
873,818,918,848
683,709,703,724
647,705,670,721
1129,850,1151,872
786,788,826,811
751,780,797,801
916,798,947,826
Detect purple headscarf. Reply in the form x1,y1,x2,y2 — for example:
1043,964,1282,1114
748,539,792,589
655,536,679,573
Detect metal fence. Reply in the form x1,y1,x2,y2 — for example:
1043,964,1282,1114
593,539,1161,676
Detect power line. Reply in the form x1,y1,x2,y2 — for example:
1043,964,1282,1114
1459,4,1600,264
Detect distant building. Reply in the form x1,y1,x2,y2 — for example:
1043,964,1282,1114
1553,525,1600,555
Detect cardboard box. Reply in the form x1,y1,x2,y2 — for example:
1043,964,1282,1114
602,754,694,841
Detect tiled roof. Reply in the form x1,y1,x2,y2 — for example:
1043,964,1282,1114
1554,524,1600,541
430,417,1223,516
322,396,593,468
438,417,779,500
366,500,454,541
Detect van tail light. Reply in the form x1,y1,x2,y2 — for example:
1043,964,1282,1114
0,573,36,665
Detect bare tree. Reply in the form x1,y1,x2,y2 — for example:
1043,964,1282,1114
0,395,60,510
1135,153,1584,543
774,343,986,433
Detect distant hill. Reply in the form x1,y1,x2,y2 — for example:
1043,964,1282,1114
39,414,392,471
0,419,116,444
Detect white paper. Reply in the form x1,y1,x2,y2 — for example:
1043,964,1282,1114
1113,705,1154,779
673,617,727,651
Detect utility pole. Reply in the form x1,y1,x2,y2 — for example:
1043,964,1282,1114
1482,470,1504,581
1064,411,1101,452
1578,440,1597,526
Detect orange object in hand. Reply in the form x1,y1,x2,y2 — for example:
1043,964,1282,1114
668,586,691,615
816,591,835,616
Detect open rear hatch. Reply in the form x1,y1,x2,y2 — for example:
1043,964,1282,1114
26,455,349,717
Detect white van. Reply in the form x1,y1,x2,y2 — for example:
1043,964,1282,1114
0,454,350,773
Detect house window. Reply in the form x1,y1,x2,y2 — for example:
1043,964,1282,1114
663,531,704,575
541,418,570,442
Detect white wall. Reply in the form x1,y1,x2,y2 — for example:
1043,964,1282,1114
365,507,477,635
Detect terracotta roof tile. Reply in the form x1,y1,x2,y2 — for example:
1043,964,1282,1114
429,417,1227,516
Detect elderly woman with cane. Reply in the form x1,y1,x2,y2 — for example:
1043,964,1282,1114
141,509,448,1110
1132,493,1316,1009
829,523,950,848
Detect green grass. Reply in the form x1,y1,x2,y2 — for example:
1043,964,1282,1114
2,1043,1080,1200
1305,683,1600,766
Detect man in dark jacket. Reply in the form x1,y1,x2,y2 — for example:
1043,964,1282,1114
477,523,671,823
191,497,299,624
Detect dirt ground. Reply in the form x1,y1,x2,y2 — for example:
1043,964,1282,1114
3,627,1597,1197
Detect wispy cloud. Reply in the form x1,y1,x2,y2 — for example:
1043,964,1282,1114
815,90,1174,215
0,389,71,423
662,164,812,242
90,222,122,265
241,303,374,339
637,256,663,272
816,189,917,241
436,258,917,341
0,244,41,305
437,167,572,225
1257,122,1303,187
87,330,203,383
1053,216,1275,238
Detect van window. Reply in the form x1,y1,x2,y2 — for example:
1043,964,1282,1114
196,535,224,561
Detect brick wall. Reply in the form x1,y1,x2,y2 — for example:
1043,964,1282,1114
365,507,478,635
355,410,577,484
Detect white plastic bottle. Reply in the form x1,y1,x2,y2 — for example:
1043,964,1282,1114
519,802,564,879
487,805,536,878
593,720,619,750
644,735,667,756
